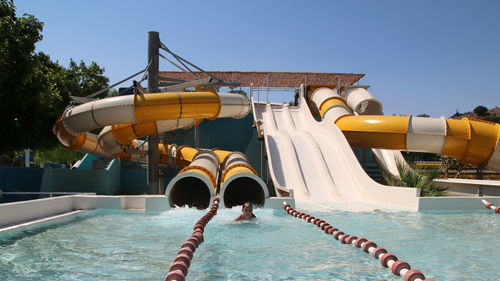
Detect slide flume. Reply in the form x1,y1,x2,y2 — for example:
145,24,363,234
254,87,500,210
254,99,419,209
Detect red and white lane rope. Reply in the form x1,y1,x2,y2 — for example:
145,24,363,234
283,202,434,281
481,199,500,213
165,197,220,281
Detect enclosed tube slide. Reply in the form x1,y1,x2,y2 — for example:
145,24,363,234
166,149,220,209
216,151,268,208
54,91,249,159
310,88,500,170
166,148,267,209
54,90,266,208
341,87,409,177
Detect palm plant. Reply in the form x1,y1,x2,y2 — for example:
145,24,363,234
384,161,448,197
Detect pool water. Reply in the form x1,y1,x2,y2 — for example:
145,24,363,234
0,206,499,280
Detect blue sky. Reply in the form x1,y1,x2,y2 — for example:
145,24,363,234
15,0,500,117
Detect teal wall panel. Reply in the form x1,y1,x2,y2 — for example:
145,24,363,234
0,167,44,203
40,165,121,195
77,154,101,170
165,115,262,173
0,167,43,192
120,166,148,194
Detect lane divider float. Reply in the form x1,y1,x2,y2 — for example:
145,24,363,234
165,197,220,281
481,199,500,213
283,202,434,281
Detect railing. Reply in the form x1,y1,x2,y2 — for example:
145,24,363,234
250,84,299,105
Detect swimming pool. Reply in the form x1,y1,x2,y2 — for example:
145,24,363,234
0,206,499,280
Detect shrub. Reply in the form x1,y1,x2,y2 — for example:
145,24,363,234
384,161,448,197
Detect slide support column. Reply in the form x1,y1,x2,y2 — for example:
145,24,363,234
147,31,160,194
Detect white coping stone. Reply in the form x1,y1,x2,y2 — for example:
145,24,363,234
146,196,171,212
435,178,500,187
0,210,84,233
417,196,500,211
0,196,73,227
121,196,146,210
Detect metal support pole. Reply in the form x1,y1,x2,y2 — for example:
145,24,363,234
266,160,270,186
147,31,160,195
25,149,30,168
194,125,199,148
477,168,483,197
260,140,265,178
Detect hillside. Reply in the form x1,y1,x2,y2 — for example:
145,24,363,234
449,106,500,123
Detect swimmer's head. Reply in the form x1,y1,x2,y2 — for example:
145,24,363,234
242,202,253,215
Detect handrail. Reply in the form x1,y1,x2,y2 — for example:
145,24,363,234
250,83,258,125
252,86,298,104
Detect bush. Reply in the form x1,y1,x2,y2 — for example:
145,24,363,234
34,146,84,167
384,161,448,197
482,115,500,124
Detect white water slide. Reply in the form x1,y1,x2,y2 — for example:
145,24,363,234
253,98,419,210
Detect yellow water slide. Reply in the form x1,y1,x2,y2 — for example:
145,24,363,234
309,88,500,170
166,148,267,209
53,90,267,208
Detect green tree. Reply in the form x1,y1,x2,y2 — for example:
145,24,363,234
1,0,45,153
34,146,84,167
473,105,488,116
65,59,109,97
0,1,109,157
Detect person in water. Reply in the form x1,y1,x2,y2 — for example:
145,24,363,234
234,202,256,221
